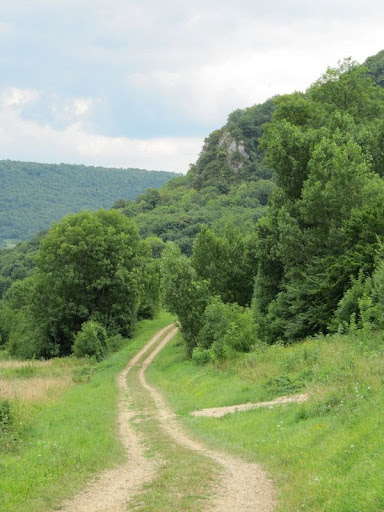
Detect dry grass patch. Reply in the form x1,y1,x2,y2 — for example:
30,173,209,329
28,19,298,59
0,375,73,402
0,360,54,369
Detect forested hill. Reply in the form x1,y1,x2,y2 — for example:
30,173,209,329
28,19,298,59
2,49,384,310
0,160,179,246
113,99,276,254
113,50,384,255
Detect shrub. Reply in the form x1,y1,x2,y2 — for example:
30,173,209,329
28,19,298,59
191,347,212,365
198,297,256,360
72,321,107,361
106,334,126,354
370,260,384,328
7,309,58,359
330,272,371,332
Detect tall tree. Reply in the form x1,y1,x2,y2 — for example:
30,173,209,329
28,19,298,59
253,59,384,342
161,243,209,355
191,225,257,306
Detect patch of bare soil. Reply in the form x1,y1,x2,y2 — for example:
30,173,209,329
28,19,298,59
190,393,309,418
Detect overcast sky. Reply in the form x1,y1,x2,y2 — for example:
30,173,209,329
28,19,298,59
0,1,383,172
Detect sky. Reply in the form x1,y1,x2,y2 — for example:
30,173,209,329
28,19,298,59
0,1,383,173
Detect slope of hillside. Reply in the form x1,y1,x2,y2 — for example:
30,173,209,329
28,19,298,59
115,99,276,254
0,160,179,245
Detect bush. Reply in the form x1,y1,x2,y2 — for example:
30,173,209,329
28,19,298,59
72,321,107,361
191,347,212,365
7,310,58,359
106,334,126,354
370,260,384,328
197,297,256,360
330,272,371,332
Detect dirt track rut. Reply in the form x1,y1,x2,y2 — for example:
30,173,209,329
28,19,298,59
59,325,276,511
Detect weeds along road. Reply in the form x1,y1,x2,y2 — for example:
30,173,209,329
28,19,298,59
60,325,276,512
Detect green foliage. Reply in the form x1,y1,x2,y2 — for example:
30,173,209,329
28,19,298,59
121,180,270,256
308,58,384,121
71,364,97,383
366,259,384,329
264,374,305,395
0,160,178,245
161,244,209,355
106,334,126,353
331,272,371,332
4,50,384,359
189,99,275,192
254,57,384,343
0,210,159,358
0,276,55,358
136,240,161,320
111,98,276,256
191,225,257,306
191,346,212,365
31,209,142,355
0,399,17,454
196,296,255,360
72,321,108,360
365,49,384,88
0,400,12,427
0,231,45,300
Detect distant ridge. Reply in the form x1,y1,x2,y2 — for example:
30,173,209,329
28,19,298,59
0,160,179,245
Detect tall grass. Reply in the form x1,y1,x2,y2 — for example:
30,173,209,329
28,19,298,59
148,330,384,511
0,311,175,512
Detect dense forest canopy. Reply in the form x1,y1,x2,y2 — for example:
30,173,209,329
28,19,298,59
253,58,384,343
0,160,179,246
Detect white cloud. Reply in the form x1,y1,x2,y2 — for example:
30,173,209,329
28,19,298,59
0,2,384,170
128,14,384,126
52,96,95,124
71,98,93,117
2,87,40,108
0,102,201,172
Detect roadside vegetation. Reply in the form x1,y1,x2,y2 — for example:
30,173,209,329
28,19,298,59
148,329,384,511
0,312,174,512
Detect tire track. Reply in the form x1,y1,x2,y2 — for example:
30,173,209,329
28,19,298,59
139,327,276,512
59,325,276,511
59,325,173,512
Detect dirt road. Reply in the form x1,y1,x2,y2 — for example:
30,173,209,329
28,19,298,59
190,393,308,418
60,325,276,511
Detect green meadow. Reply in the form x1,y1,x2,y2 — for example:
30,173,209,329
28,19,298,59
148,330,384,511
0,312,174,512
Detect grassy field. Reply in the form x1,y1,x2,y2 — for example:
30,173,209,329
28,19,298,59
148,330,384,511
0,311,175,512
